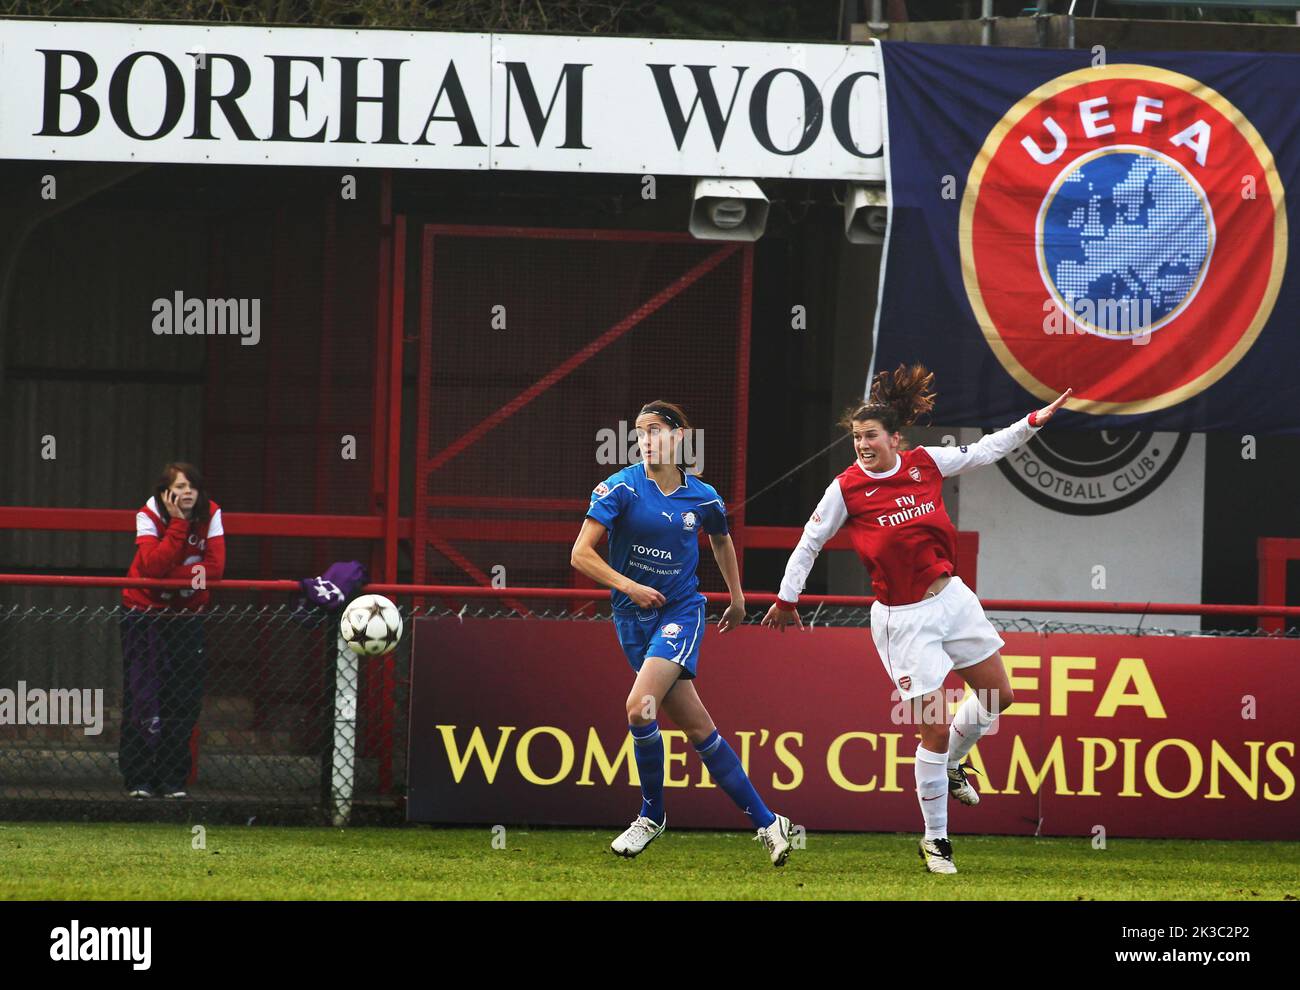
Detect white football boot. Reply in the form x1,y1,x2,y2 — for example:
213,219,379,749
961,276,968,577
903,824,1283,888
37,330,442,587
919,836,958,874
755,813,795,867
610,815,666,858
947,763,980,806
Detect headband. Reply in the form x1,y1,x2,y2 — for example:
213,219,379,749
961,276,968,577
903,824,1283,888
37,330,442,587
638,406,681,430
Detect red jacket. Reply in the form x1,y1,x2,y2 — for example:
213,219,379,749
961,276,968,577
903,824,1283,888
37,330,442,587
123,498,226,610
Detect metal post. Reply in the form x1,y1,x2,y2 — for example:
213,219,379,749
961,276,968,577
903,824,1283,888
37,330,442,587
370,171,394,583
868,0,887,38
732,246,753,583
384,214,406,584
981,0,995,46
331,635,358,826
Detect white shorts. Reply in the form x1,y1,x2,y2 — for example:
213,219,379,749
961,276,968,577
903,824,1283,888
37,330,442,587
869,577,1005,701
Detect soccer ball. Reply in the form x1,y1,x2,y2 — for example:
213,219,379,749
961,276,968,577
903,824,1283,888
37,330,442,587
339,594,403,655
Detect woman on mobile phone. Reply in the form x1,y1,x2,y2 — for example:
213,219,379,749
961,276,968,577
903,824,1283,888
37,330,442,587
120,463,225,799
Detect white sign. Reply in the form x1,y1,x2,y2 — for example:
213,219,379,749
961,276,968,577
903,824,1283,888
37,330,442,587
955,429,1206,631
0,20,883,179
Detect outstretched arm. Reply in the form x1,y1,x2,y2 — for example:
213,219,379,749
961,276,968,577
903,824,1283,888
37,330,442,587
925,389,1072,478
761,480,849,631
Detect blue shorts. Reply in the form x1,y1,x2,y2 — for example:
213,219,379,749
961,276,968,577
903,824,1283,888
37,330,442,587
613,596,706,680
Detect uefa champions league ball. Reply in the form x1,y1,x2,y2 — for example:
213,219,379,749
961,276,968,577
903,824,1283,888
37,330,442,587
340,594,403,655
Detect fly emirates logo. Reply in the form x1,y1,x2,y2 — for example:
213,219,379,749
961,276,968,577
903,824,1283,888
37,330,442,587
876,494,936,527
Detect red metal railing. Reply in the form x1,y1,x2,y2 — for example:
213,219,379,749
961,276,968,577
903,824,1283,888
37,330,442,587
8,510,1297,621
0,508,410,539
4,573,1300,618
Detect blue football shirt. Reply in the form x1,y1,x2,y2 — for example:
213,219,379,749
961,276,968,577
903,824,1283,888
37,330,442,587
585,464,729,611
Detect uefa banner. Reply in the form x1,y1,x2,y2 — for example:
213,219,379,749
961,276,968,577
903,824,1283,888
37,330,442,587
407,618,1299,839
871,42,1299,434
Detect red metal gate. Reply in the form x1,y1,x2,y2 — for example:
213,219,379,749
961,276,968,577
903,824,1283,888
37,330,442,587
412,226,753,603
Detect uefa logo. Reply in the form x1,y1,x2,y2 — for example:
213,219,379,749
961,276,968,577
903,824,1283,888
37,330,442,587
961,64,1287,414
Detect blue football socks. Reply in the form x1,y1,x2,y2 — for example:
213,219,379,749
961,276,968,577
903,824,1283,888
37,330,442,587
695,730,777,829
630,721,665,825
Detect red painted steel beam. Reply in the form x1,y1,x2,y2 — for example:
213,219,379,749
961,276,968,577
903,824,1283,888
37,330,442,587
3,574,1300,617
0,508,412,539
733,244,753,582
737,525,979,556
384,213,407,583
1257,537,1300,634
422,533,533,617
425,242,740,473
421,496,588,512
371,174,394,576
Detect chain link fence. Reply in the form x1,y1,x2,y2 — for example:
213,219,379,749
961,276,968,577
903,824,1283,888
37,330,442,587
0,600,1294,824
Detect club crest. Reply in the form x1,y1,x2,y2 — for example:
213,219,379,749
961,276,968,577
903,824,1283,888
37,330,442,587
961,64,1285,414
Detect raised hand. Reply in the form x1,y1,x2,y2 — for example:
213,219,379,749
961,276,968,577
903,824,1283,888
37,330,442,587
1033,388,1073,427
163,489,186,520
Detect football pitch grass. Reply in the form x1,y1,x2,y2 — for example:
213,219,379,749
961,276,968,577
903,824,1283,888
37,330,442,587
1,823,1295,901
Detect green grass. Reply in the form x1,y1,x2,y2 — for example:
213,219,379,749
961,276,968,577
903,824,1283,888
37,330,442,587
0,823,1295,900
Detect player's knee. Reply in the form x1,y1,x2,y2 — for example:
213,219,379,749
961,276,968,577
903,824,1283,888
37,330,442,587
684,724,715,746
992,685,1014,712
626,698,653,726
920,724,948,751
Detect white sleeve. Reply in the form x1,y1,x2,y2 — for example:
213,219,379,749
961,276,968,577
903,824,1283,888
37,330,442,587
207,508,224,539
136,510,158,539
777,480,849,604
923,416,1040,478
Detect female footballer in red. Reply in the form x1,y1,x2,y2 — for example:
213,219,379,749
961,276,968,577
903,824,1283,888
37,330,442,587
762,366,1070,874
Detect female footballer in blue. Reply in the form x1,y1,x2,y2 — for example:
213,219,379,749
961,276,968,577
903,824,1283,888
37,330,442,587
571,401,795,866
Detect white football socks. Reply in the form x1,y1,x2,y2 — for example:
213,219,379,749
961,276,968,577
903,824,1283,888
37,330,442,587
914,745,949,840
948,692,998,768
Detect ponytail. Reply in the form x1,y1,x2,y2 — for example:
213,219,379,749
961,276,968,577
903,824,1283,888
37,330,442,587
838,364,937,435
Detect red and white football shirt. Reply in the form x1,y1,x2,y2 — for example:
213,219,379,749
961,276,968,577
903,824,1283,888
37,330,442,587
778,417,1039,606
123,498,226,610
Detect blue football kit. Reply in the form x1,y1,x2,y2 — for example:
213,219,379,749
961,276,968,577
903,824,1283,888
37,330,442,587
585,463,729,679
584,461,780,836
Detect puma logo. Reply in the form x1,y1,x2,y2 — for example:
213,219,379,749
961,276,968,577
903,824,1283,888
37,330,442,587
661,511,674,521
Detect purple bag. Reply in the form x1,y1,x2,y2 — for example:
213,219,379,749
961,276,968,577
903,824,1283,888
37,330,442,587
301,561,369,610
